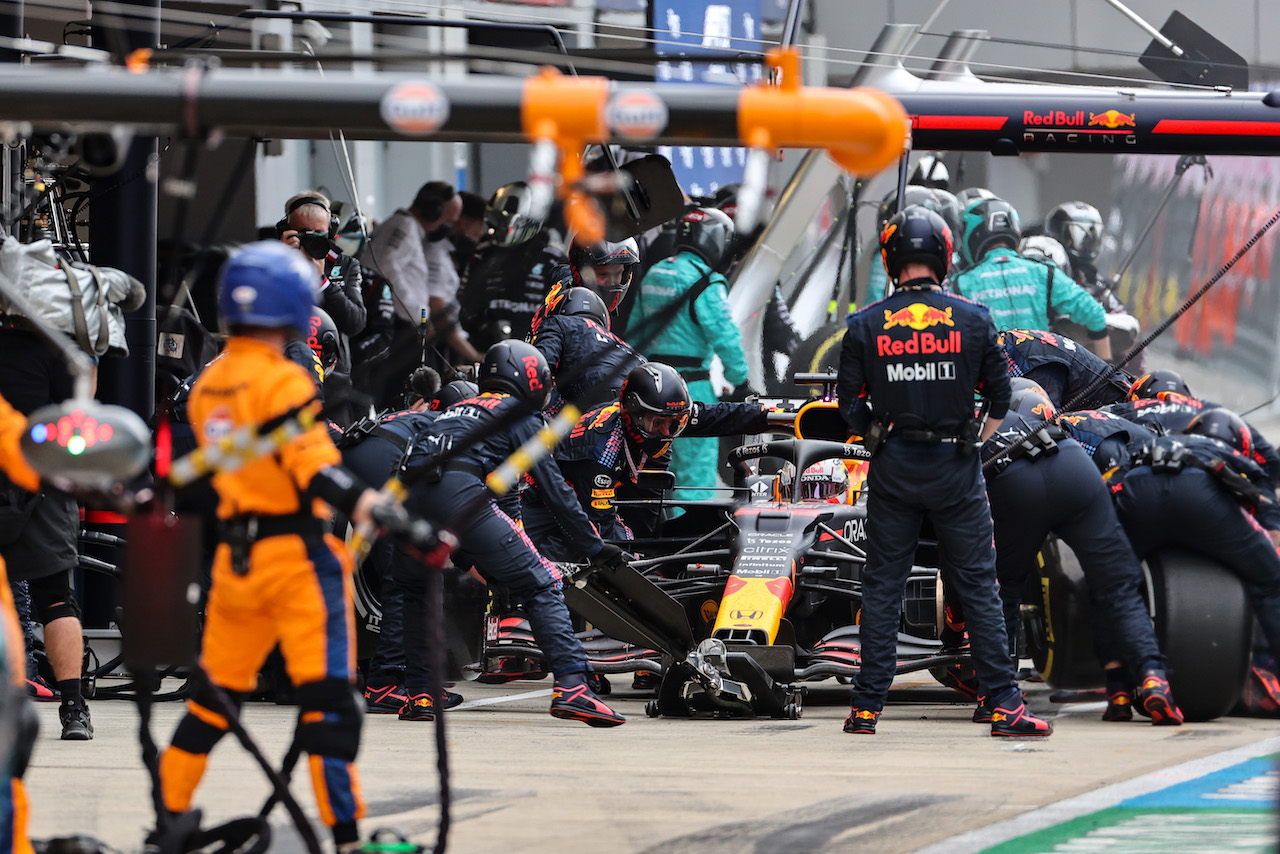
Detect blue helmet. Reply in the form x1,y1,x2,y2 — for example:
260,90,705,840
217,241,317,333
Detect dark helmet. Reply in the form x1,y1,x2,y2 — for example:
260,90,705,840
960,198,1021,267
1128,369,1191,401
569,238,640,312
555,287,610,330
218,241,317,333
910,154,950,190
676,206,735,270
876,185,943,234
620,362,692,440
1008,377,1057,422
1046,201,1105,262
930,188,963,244
955,186,997,209
430,379,479,411
304,307,340,374
1184,408,1253,457
478,340,551,408
485,181,542,247
880,204,953,282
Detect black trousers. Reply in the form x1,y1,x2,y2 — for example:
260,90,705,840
987,442,1164,674
850,441,1018,710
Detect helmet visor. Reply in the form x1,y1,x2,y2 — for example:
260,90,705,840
797,478,846,502
638,411,689,439
1064,221,1103,260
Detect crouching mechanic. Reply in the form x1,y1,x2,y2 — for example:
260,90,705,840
402,340,628,726
982,381,1181,724
531,287,644,416
159,242,393,850
837,205,1051,737
522,363,778,557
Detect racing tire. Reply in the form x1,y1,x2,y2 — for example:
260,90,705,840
1024,538,1105,691
1146,549,1251,722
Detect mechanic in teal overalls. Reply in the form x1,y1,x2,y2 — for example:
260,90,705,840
627,207,749,500
951,197,1112,361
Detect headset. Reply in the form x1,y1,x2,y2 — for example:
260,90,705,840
276,194,340,238
411,182,455,222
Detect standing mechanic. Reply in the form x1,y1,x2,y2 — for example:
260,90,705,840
402,340,628,726
628,207,750,500
836,205,1051,737
952,198,1111,361
158,242,391,851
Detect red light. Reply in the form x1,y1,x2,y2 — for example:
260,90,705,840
98,424,113,442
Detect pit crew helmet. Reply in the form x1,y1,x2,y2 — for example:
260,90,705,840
485,181,542,247
1046,201,1105,263
676,206,735,270
954,186,997,209
960,197,1021,268
910,154,950,190
620,362,691,440
479,340,551,408
1008,377,1057,422
555,287,610,330
880,205,953,282
1018,234,1072,276
930,188,963,243
430,379,479,411
876,185,943,234
1128,369,1191,401
569,238,640,312
305,307,340,374
218,241,317,334
1184,408,1253,458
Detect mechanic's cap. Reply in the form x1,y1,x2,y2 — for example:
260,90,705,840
1129,369,1191,402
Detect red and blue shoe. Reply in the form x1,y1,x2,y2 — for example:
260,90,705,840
26,676,59,702
843,707,881,734
1136,670,1184,726
1102,689,1134,722
550,680,626,727
989,697,1053,737
364,682,410,715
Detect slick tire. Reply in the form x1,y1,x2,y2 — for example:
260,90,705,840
1147,549,1251,722
768,322,845,398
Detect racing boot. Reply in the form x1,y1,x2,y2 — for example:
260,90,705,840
364,682,410,715
988,692,1052,737
843,707,881,734
972,697,992,724
549,673,626,727
1102,667,1133,721
1136,668,1184,726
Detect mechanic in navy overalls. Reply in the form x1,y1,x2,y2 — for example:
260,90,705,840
835,204,1051,737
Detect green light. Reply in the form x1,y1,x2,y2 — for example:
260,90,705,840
67,435,86,456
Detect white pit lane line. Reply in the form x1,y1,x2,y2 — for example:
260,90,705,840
451,688,554,711
910,735,1280,854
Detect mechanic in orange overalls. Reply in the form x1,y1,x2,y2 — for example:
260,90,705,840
0,391,43,854
159,242,387,851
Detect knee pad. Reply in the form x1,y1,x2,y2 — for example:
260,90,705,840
295,678,363,763
171,682,244,754
27,571,81,624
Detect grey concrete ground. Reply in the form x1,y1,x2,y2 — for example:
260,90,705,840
22,675,1280,853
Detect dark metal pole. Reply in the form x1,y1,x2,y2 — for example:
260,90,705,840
88,0,159,421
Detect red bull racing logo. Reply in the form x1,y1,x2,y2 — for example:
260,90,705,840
882,303,954,331
1088,110,1136,129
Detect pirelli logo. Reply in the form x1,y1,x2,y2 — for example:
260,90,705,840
886,361,957,382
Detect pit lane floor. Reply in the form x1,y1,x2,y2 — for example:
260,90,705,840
23,676,1280,853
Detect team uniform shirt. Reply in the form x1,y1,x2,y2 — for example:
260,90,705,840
838,283,1011,436
459,235,568,346
531,315,645,416
952,249,1107,337
187,337,339,519
319,253,367,338
1001,328,1131,409
1103,395,1280,482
